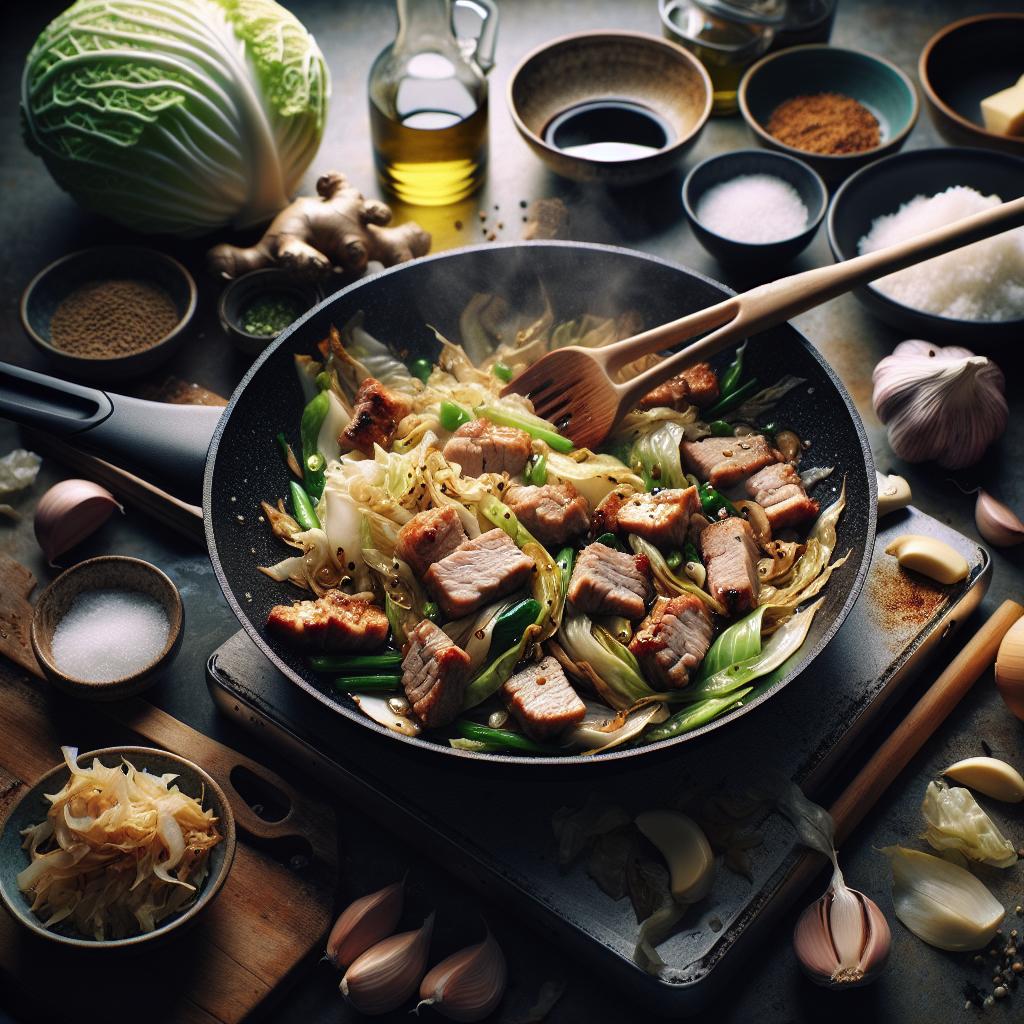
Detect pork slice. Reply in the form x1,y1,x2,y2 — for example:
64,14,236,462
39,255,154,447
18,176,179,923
395,506,468,577
636,363,720,411
745,462,820,530
502,655,586,740
616,486,699,548
505,482,590,547
341,377,412,455
267,590,389,651
629,595,714,689
401,619,471,728
567,542,652,620
700,517,760,616
423,529,535,619
591,485,636,536
681,434,780,489
442,418,532,477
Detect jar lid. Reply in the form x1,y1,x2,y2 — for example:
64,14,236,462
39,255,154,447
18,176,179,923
691,0,788,26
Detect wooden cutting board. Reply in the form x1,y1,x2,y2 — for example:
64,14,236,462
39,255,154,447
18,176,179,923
0,556,340,1024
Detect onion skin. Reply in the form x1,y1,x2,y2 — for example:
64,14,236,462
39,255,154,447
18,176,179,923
34,479,121,564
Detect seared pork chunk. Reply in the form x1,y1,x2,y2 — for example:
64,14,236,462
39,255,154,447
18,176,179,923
442,418,532,477
267,591,389,651
567,542,652,620
424,529,534,619
745,462,820,531
341,377,412,455
700,517,760,616
395,506,468,577
681,434,780,490
616,486,699,548
505,482,590,547
629,595,714,689
591,486,635,536
502,655,586,740
401,619,471,728
637,363,720,411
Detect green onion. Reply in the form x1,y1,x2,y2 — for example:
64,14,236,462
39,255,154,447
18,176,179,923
409,357,433,383
332,675,402,693
492,362,513,383
528,453,548,486
274,431,292,467
697,482,736,519
289,480,321,531
593,531,623,550
453,720,554,754
440,400,473,432
489,598,541,657
556,546,575,598
474,404,574,453
643,688,753,742
423,600,441,623
300,389,330,499
684,540,702,567
705,378,760,419
708,420,734,437
666,550,683,570
308,652,403,673
719,339,748,398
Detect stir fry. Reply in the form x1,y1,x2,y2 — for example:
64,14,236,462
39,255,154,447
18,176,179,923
260,296,848,756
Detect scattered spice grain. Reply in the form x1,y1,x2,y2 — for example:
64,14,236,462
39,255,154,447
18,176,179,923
766,92,880,155
454,219,463,230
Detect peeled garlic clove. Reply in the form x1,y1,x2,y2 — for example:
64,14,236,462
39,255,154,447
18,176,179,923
635,810,714,903
34,479,122,565
884,534,968,585
326,879,404,968
942,756,1024,804
340,912,434,1015
416,929,507,1022
351,693,421,736
995,617,1024,721
875,472,911,517
974,490,1024,548
881,846,1004,951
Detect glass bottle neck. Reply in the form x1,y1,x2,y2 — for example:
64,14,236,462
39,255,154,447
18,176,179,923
395,0,454,51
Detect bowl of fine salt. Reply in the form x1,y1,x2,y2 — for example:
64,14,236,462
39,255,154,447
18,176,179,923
31,556,183,700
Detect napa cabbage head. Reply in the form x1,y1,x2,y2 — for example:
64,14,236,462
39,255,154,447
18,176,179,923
22,0,329,236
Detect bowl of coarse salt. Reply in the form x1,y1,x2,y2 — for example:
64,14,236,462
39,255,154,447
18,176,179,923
683,149,827,269
31,556,183,700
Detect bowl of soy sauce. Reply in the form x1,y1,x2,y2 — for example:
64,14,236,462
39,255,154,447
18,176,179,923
507,30,713,186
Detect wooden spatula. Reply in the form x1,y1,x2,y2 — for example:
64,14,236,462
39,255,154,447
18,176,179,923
503,194,1024,449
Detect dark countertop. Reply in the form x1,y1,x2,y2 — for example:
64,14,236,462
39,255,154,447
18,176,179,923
1,1,1023,1022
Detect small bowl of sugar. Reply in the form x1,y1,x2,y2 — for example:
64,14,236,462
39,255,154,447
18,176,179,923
683,149,828,270
31,556,183,701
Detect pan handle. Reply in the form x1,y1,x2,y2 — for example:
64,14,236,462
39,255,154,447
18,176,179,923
0,362,221,501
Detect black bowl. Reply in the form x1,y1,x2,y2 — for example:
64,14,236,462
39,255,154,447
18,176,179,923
828,147,1024,346
218,268,323,357
683,149,827,269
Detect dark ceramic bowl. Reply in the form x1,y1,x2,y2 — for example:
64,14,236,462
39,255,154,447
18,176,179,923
683,149,827,269
507,30,712,186
738,44,918,184
20,246,196,382
920,14,1024,158
0,746,235,950
827,147,1024,346
31,555,184,701
218,268,323,357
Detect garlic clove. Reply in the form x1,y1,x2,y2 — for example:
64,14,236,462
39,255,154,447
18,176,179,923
635,810,714,904
974,490,1024,548
351,692,421,736
995,618,1024,721
881,846,1004,951
884,534,969,585
33,480,122,565
942,756,1024,804
340,911,434,1015
875,472,911,517
416,928,507,1022
326,879,404,968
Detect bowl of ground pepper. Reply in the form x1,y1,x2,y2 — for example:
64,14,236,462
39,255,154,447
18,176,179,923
738,44,918,184
21,246,197,382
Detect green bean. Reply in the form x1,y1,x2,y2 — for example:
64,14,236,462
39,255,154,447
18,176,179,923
719,340,748,398
708,420,734,437
474,404,574,453
440,400,473,432
453,721,554,754
289,480,321,531
644,689,753,742
409,357,433,383
697,482,736,519
593,531,623,550
308,652,403,673
760,421,779,443
492,362,513,383
705,378,760,419
332,675,402,693
423,600,441,623
666,550,683,570
684,540,703,567
556,546,575,598
530,453,548,486
490,598,541,656
300,390,330,499
275,431,292,467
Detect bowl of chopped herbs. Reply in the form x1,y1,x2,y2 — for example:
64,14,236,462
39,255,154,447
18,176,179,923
218,268,322,356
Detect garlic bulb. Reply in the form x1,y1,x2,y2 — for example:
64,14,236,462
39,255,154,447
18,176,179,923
340,912,434,1015
34,480,122,565
921,780,1017,867
416,929,507,1022
326,879,404,968
995,618,1024,721
885,534,969,585
881,846,1004,951
872,340,1007,469
974,490,1024,548
635,810,714,903
793,863,890,987
943,757,1024,804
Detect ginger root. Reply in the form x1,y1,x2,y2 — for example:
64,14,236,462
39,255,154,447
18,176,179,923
207,171,431,280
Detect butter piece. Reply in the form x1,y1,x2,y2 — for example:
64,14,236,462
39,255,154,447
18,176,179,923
981,73,1024,137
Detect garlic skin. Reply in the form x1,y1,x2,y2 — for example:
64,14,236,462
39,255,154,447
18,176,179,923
635,810,714,903
974,490,1024,548
885,534,969,585
34,480,122,565
872,340,1007,470
995,618,1024,721
921,780,1017,868
943,757,1024,804
793,864,890,987
340,912,434,1015
416,929,507,1022
875,472,911,517
326,879,404,968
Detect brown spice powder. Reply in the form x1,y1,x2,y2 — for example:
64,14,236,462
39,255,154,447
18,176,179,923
766,92,881,155
50,279,179,358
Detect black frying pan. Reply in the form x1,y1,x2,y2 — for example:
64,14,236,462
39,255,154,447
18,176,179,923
0,242,877,766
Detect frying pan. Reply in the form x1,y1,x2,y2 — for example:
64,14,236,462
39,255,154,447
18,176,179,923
0,241,876,765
